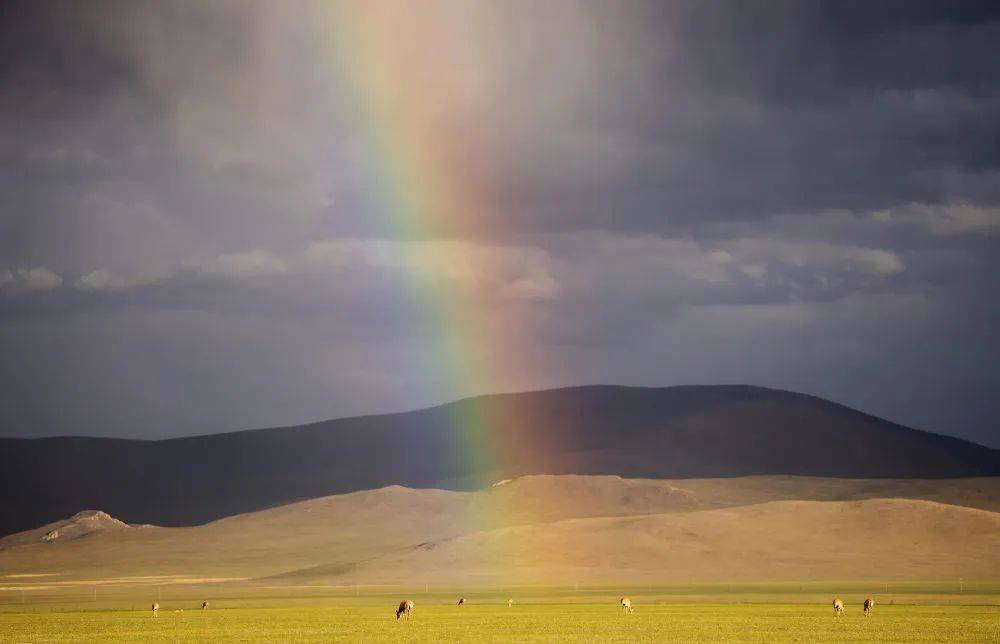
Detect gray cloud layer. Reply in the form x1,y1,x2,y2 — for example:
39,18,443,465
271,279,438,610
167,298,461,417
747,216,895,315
1,1,998,446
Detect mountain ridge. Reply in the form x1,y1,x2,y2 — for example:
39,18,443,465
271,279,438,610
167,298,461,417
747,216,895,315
1,385,997,537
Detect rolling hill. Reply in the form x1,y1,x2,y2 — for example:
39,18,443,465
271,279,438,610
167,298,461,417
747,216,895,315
1,385,998,537
2,475,999,584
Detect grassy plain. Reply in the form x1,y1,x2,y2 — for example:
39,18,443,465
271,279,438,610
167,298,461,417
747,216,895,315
1,585,998,643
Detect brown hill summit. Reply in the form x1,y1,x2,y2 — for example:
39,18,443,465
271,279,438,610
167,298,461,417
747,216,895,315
0,510,132,551
2,385,998,537
1,475,998,584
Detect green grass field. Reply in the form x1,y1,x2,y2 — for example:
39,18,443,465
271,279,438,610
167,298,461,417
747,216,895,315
1,603,998,643
1,587,998,642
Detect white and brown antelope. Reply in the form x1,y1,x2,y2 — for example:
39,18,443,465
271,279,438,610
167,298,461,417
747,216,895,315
833,598,845,616
620,597,634,614
507,598,513,608
864,597,874,617
396,599,414,620
202,601,209,610
151,602,159,617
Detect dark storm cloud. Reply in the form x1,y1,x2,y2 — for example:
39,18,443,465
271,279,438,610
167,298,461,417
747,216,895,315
459,1,1000,231
0,1,998,446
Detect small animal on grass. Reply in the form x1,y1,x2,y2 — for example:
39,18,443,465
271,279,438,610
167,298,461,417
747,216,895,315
396,599,414,620
864,597,874,617
620,597,634,614
151,602,159,617
202,601,209,610
457,597,466,606
833,598,845,616
507,598,513,607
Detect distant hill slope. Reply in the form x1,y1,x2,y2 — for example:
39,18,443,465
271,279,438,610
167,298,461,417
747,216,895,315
1,385,998,536
2,475,999,584
334,497,1000,584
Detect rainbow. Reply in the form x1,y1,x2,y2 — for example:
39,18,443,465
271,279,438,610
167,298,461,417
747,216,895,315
315,4,528,499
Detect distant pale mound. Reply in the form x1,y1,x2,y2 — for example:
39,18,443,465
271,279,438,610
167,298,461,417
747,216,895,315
0,510,131,550
1,475,998,584
41,510,130,542
325,498,1000,584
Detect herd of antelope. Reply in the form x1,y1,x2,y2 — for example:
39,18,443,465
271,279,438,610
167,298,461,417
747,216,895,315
380,594,874,620
149,594,877,619
150,601,209,617
833,597,875,617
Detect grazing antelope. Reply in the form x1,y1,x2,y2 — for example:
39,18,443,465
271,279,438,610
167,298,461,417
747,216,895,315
396,599,414,620
202,601,209,610
457,597,466,606
620,597,634,614
151,602,159,617
507,598,513,608
833,598,845,616
864,597,874,617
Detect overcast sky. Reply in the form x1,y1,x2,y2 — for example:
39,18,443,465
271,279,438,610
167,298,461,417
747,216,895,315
1,1,998,446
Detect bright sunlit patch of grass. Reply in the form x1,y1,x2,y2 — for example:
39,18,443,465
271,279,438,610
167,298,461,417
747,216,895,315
1,600,997,643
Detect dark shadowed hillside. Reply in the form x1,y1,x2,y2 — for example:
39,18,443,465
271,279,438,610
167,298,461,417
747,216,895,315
1,385,997,536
